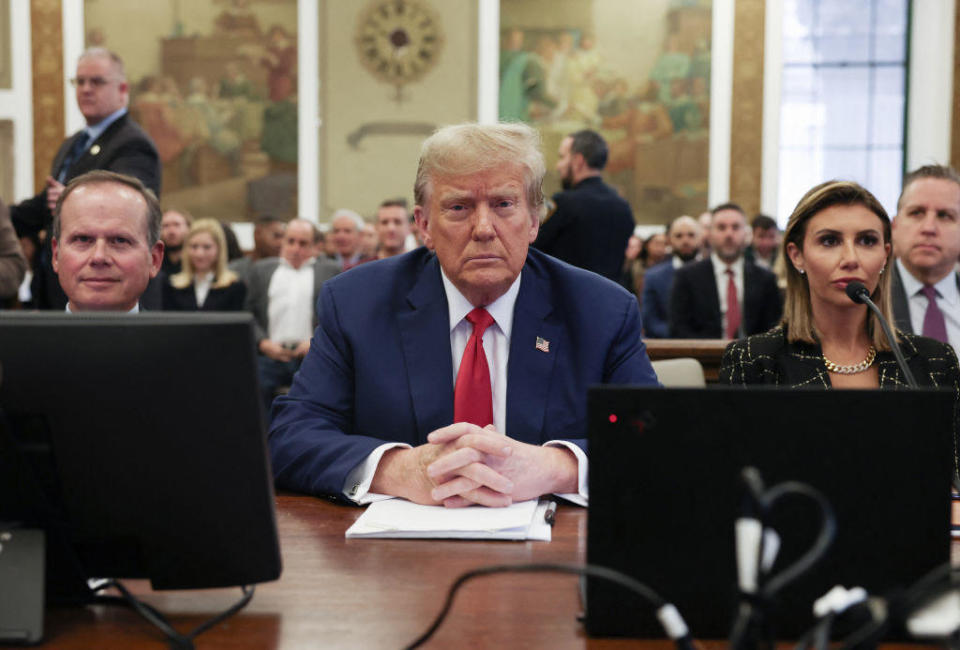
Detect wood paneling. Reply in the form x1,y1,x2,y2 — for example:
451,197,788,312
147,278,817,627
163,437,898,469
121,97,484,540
729,0,765,216
30,0,64,194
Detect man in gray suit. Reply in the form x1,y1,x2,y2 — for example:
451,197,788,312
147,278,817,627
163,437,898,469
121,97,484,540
891,164,960,352
245,218,340,417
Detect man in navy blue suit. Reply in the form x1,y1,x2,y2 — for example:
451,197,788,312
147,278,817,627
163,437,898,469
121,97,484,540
268,122,658,508
641,215,702,338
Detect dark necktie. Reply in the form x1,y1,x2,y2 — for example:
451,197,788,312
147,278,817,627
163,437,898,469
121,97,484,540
920,284,948,343
58,132,91,183
726,268,741,339
454,308,495,427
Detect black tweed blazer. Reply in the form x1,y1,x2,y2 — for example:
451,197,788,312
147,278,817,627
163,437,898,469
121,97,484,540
719,325,960,482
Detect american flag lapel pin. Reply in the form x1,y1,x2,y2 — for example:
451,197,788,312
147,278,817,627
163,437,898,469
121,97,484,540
535,336,550,353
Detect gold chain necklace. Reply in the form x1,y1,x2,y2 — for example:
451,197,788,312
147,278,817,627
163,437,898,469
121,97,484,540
823,346,877,374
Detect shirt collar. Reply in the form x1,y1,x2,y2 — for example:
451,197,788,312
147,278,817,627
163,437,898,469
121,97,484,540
66,301,139,314
898,258,960,305
86,107,127,143
711,252,743,276
280,256,316,271
440,270,522,341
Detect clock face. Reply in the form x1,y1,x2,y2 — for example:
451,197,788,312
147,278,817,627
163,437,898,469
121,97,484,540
355,0,443,87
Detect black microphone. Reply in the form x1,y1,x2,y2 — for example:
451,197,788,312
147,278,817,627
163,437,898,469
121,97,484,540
845,281,917,387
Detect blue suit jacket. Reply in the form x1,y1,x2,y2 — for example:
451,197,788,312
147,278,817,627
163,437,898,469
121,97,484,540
640,259,676,338
268,247,659,501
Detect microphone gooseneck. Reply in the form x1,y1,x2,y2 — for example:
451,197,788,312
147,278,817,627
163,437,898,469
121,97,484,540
844,281,870,304
844,281,917,387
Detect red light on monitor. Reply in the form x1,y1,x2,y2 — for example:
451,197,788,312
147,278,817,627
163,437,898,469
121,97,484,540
608,414,618,423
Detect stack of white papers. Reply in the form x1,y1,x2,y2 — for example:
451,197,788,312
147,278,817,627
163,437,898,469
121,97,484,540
345,499,552,541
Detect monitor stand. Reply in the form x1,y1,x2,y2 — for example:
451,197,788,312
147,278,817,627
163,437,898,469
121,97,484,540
0,527,45,644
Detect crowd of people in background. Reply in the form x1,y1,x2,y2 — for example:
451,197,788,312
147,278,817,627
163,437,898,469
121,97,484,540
2,47,960,465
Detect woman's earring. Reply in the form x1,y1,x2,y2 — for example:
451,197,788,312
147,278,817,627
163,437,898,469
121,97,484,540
879,267,884,275
797,268,805,275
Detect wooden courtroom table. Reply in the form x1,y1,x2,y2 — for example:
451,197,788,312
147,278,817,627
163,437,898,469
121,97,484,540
39,495,959,649
644,339,728,382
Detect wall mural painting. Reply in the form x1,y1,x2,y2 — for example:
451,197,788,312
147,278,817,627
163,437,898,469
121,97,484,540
85,0,298,220
500,0,712,224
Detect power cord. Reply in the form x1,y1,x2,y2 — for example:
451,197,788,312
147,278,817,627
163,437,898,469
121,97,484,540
403,562,702,650
839,563,960,649
729,468,837,650
93,580,254,650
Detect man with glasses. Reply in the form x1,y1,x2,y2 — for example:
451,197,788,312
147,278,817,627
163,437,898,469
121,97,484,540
11,47,160,309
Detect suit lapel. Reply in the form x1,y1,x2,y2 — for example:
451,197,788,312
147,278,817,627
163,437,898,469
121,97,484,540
743,262,760,333
397,257,454,442
69,114,128,179
505,263,559,442
700,262,722,334
891,266,914,334
52,132,85,178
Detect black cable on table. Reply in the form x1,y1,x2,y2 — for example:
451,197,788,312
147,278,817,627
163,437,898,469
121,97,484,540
403,562,700,650
93,580,254,650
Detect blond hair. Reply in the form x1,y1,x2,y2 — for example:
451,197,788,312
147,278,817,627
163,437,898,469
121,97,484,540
414,122,547,218
170,218,238,289
782,180,894,350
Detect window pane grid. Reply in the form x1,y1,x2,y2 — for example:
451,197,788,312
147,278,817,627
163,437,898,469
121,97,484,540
778,0,907,220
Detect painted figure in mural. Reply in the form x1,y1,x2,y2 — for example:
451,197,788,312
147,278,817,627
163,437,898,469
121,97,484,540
498,29,556,124
602,81,674,175
218,62,256,100
563,32,602,124
185,77,241,160
258,25,298,166
132,76,187,164
214,0,261,40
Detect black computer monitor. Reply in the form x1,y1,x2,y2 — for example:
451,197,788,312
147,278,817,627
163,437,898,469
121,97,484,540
586,386,954,640
0,312,282,600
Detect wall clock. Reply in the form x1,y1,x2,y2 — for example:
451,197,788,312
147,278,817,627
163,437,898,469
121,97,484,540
355,0,444,102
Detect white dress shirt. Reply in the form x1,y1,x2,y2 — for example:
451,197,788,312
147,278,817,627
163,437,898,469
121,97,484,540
897,259,960,353
343,270,589,506
66,303,139,313
267,258,315,345
711,253,744,337
194,272,214,308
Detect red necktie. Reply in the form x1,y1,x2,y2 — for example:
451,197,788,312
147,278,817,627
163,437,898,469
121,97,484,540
726,268,741,339
454,308,495,427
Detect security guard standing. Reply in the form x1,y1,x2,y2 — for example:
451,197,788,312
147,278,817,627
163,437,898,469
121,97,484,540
533,130,634,282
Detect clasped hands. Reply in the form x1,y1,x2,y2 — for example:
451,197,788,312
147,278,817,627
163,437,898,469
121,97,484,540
376,423,578,508
259,339,310,362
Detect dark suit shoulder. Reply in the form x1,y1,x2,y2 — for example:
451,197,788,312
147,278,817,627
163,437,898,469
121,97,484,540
674,257,713,279
207,280,247,311
313,257,342,280
644,259,673,282
524,247,635,304
898,332,960,386
321,248,436,311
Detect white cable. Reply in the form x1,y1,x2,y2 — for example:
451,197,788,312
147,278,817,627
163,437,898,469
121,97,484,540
812,585,868,618
656,603,690,639
735,518,762,592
